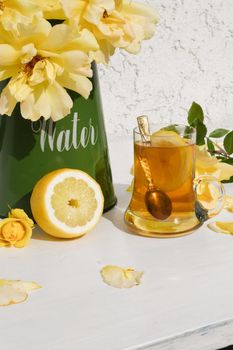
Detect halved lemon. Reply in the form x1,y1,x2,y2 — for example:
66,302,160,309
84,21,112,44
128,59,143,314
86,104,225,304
149,130,193,192
30,169,104,239
151,130,187,147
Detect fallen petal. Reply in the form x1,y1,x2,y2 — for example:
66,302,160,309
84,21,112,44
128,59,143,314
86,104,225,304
0,285,27,306
5,280,41,293
101,265,143,289
208,221,233,235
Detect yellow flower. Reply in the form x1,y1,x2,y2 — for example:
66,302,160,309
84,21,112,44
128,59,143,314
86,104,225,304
0,0,42,34
0,20,99,121
196,146,233,181
0,209,34,248
60,0,159,63
31,0,65,20
8,208,34,227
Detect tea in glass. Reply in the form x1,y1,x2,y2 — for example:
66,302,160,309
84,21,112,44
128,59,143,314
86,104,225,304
125,125,225,237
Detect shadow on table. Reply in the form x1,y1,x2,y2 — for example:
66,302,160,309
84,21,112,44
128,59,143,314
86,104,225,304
104,183,130,232
104,183,143,237
32,225,82,242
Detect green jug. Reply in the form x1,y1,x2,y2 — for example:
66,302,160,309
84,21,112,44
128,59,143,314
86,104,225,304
0,64,117,217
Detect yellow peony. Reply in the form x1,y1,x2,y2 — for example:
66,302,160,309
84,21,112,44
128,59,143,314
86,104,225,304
0,19,99,121
60,0,159,63
0,209,34,248
0,0,41,34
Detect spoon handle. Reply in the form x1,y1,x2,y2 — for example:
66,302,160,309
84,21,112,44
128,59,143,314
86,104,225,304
138,156,154,191
137,115,151,144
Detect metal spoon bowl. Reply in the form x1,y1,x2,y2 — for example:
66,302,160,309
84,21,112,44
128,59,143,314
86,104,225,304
145,189,172,220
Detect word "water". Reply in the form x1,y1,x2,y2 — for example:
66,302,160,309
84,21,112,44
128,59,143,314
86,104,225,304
32,113,98,152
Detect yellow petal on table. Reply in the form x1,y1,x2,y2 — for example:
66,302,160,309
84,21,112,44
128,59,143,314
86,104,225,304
0,279,41,307
101,265,143,289
224,195,233,213
4,280,41,293
0,285,28,307
208,221,233,235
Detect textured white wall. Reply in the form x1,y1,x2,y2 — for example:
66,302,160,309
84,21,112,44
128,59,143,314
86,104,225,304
98,0,233,140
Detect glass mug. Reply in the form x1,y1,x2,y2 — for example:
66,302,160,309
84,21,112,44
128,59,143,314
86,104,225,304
124,124,225,238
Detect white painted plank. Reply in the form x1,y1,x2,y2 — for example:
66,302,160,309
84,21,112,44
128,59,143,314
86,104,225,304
0,138,233,350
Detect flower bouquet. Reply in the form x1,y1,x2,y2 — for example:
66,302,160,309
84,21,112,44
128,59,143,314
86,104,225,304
0,0,158,216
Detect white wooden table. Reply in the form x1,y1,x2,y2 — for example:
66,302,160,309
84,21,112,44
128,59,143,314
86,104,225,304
1,137,233,350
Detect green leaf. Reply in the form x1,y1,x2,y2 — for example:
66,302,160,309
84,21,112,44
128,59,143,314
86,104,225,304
224,131,233,155
184,125,195,138
222,176,233,184
220,157,233,165
196,120,207,145
207,138,215,152
188,102,204,125
209,129,229,138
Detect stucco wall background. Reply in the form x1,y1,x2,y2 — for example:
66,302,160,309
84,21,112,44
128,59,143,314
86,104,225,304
98,0,233,140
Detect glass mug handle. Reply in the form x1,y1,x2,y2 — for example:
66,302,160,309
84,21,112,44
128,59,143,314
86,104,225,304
194,175,226,223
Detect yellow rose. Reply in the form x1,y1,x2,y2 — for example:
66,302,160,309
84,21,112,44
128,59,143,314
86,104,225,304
196,146,233,181
0,0,42,34
0,20,99,121
60,0,159,63
8,208,34,227
0,209,34,248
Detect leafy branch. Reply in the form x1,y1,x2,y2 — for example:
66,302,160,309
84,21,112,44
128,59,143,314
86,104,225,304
187,102,233,182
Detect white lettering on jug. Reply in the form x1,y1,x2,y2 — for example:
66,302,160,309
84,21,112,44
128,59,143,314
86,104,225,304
31,112,98,152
